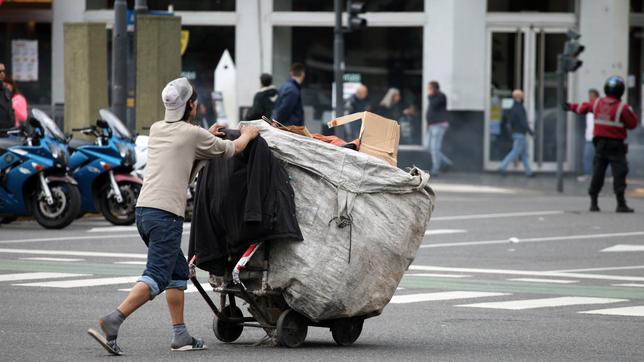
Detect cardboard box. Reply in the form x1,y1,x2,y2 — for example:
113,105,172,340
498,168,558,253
327,111,400,167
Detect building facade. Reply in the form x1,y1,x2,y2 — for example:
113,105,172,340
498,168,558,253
1,0,642,173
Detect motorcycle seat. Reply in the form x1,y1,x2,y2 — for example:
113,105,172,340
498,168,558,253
0,137,21,154
68,138,93,152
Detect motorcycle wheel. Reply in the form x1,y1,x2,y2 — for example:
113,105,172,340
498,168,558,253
32,181,81,229
98,181,140,226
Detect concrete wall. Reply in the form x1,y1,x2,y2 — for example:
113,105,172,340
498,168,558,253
52,0,84,106
427,0,486,111
577,0,629,99
63,23,108,134
135,15,181,133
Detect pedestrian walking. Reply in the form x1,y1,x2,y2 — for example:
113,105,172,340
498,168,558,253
346,83,371,138
4,76,28,127
271,63,305,126
88,77,259,355
497,89,534,177
0,63,14,130
566,75,638,213
426,81,453,175
245,73,278,121
377,87,403,120
577,89,600,182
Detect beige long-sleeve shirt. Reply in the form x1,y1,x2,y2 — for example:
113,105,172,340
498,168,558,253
136,120,235,217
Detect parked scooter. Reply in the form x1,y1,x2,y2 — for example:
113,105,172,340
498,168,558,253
0,109,81,229
69,109,141,225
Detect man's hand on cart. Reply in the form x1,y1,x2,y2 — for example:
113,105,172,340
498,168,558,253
240,125,259,139
208,124,226,138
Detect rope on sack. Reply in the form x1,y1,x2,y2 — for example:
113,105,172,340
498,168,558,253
328,214,353,264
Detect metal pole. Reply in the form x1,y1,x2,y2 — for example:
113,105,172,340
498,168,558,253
333,0,344,119
556,55,567,193
132,0,148,131
111,0,128,124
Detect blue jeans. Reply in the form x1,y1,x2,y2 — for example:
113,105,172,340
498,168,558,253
498,133,533,176
583,141,594,175
428,124,452,174
135,207,188,299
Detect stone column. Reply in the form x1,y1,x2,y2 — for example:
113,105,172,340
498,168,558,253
135,15,181,133
52,0,84,108
63,23,108,134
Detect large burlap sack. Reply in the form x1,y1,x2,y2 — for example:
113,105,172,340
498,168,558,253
241,121,435,321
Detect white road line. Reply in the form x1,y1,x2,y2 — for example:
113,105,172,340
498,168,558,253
19,257,84,262
404,273,471,278
14,276,139,288
509,278,578,284
431,210,563,221
580,306,644,317
601,244,644,252
114,261,147,265
424,229,467,236
88,223,191,233
552,265,644,273
430,184,517,194
390,291,508,304
612,283,644,288
0,232,189,244
409,265,644,283
420,231,644,248
0,248,147,259
0,272,90,282
458,297,626,310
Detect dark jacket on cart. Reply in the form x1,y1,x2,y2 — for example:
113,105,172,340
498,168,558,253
188,134,303,274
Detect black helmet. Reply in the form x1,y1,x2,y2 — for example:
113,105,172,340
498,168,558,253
604,75,625,98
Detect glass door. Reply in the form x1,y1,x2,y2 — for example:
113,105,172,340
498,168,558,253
485,27,573,172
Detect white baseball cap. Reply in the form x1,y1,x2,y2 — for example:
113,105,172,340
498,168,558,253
162,77,193,122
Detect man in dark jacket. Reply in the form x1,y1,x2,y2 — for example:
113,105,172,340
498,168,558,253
426,81,452,175
271,63,305,126
497,89,534,177
245,73,278,121
0,63,14,130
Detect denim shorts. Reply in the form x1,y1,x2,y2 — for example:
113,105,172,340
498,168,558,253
135,207,188,299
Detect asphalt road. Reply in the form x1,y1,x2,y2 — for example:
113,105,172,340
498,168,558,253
1,180,643,362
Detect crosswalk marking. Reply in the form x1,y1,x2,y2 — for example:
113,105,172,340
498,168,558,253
19,257,84,262
0,272,90,282
0,248,147,259
457,297,626,310
88,223,191,233
13,276,139,288
509,278,578,284
390,291,508,304
405,273,471,278
579,306,644,317
424,229,467,236
114,261,147,265
612,283,644,288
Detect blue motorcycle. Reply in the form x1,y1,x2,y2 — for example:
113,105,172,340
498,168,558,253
0,109,81,229
69,109,141,225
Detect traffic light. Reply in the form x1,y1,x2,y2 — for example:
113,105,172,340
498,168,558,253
347,0,367,32
562,30,585,72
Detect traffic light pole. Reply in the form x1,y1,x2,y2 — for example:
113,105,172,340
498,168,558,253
333,0,344,119
111,0,128,126
556,54,567,193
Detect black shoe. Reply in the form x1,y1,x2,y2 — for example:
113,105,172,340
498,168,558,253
616,193,634,213
589,194,600,212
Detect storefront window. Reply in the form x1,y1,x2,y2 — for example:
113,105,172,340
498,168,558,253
273,26,423,145
0,22,52,106
87,0,235,11
274,0,423,12
488,0,575,13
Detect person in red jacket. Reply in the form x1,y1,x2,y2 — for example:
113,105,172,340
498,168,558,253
566,75,638,213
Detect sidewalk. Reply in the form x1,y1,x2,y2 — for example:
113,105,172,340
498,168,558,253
428,172,644,198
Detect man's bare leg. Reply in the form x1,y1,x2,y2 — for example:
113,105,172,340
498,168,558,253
166,288,206,350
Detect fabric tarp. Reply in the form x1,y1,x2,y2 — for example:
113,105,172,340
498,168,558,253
241,120,435,321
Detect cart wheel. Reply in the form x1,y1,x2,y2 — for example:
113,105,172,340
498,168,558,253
213,305,244,343
275,309,308,348
330,317,364,346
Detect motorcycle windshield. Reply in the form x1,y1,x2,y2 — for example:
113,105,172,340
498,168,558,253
31,108,66,142
99,109,133,140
